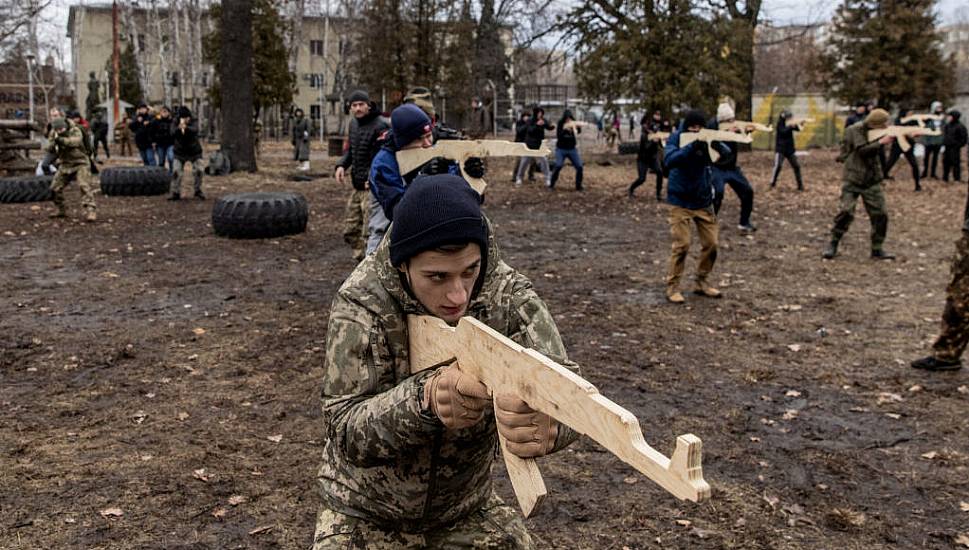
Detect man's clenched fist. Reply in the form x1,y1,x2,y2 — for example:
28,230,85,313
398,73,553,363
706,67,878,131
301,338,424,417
422,363,490,430
495,394,558,458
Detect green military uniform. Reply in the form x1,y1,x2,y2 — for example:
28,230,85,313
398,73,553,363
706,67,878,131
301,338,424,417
314,226,580,549
830,120,889,251
48,121,97,218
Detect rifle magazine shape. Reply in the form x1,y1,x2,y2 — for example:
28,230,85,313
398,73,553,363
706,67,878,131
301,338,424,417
408,315,711,517
396,140,551,195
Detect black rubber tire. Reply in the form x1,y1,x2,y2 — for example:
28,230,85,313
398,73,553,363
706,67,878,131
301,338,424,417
618,141,639,155
0,175,53,203
99,166,171,196
212,192,308,239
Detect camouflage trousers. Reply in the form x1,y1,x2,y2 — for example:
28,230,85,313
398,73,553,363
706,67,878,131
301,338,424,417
50,164,96,213
342,189,370,262
172,156,203,197
831,182,888,251
931,232,969,361
312,493,534,550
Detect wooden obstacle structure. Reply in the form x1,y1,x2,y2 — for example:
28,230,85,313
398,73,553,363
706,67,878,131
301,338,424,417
0,120,42,176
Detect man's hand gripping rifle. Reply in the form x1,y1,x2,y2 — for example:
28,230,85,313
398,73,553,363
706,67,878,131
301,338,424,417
397,140,551,194
678,129,753,162
408,315,711,518
867,126,941,152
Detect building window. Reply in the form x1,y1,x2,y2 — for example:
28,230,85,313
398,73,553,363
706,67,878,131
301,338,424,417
310,105,321,120
310,40,324,56
308,73,323,88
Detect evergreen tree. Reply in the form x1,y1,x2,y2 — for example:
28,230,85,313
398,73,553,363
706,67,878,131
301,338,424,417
815,0,953,108
104,40,144,105
440,0,475,125
472,0,509,112
203,0,295,117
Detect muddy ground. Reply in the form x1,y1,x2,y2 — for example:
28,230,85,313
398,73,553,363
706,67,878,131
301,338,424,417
2,142,968,549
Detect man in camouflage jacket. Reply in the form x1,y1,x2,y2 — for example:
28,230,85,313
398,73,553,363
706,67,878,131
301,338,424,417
314,175,579,549
47,118,97,222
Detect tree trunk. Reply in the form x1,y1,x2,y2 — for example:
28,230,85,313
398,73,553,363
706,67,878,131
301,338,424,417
221,0,256,172
150,0,170,106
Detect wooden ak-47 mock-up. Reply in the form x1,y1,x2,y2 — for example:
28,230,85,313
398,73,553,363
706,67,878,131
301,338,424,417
900,113,944,127
407,315,711,518
563,120,593,132
396,140,551,195
718,120,773,134
649,131,671,146
868,126,941,152
678,129,753,162
786,117,814,129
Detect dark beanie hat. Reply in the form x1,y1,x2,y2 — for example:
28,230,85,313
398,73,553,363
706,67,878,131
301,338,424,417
348,89,369,103
392,104,433,148
390,175,489,269
177,106,192,119
683,109,707,129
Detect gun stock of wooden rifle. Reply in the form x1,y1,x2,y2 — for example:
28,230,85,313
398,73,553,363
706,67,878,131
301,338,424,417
395,140,551,195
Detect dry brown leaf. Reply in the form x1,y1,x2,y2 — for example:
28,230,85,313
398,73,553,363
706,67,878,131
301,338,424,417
959,501,969,512
211,507,227,518
675,519,692,527
132,410,147,424
193,468,210,482
99,507,123,518
827,508,866,530
956,533,969,548
622,476,638,485
762,494,779,509
192,327,206,336
228,495,248,506
787,344,802,352
921,451,938,460
782,409,799,420
249,525,273,535
267,434,283,443
907,385,923,393
177,412,190,421
958,385,968,394
784,390,801,397
877,392,903,404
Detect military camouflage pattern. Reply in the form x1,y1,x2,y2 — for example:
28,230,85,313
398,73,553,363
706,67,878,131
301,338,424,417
317,219,579,534
839,121,885,188
48,122,97,213
342,188,370,261
313,492,534,549
830,182,888,250
931,232,969,361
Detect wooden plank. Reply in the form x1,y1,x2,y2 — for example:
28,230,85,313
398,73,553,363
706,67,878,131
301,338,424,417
407,314,711,516
0,141,41,151
0,120,39,131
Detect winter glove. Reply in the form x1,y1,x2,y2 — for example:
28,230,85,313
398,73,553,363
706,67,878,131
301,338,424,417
495,394,558,458
423,156,452,176
422,363,490,430
464,157,486,179
303,131,309,139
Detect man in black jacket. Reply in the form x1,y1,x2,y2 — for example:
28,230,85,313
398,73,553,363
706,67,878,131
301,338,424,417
884,108,922,191
549,110,583,191
770,110,804,190
152,106,175,172
336,90,390,262
130,104,155,166
511,111,532,182
628,110,665,200
709,103,756,232
170,106,205,200
514,107,553,186
90,112,110,162
943,110,968,183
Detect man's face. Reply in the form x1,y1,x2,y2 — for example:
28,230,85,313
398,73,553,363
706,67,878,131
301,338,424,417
856,106,866,115
403,130,433,150
947,114,954,124
522,115,531,123
687,124,703,132
400,244,482,324
653,112,661,121
160,108,170,118
350,101,370,118
50,108,62,119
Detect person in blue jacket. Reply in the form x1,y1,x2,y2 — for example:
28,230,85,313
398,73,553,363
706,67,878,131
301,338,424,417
663,109,727,304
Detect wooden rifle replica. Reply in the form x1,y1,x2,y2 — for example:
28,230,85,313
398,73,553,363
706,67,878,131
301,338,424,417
408,314,711,518
900,113,943,128
563,120,593,132
718,120,773,134
648,131,671,146
867,126,941,152
678,129,753,162
396,140,551,195
785,117,814,129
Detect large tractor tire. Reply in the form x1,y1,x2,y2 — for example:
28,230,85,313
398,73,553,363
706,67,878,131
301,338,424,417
212,192,308,239
0,175,53,203
617,141,639,155
99,166,171,196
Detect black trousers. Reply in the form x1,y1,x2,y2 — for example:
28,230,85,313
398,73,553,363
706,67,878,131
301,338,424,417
922,144,942,177
713,168,754,227
770,152,802,189
629,155,663,197
884,146,920,189
944,147,963,182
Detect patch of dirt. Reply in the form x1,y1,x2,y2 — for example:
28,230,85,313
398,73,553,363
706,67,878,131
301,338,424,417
2,142,967,549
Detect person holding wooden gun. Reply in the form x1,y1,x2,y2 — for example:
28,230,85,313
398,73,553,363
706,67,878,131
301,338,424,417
663,109,726,303
922,101,946,179
709,103,757,232
313,175,579,549
169,107,205,201
942,110,968,183
883,107,922,191
514,107,554,186
548,110,584,191
46,118,97,222
770,110,804,191
822,108,895,260
628,110,666,200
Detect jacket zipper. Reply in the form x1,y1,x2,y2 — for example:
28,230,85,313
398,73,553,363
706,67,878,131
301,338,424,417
421,430,443,524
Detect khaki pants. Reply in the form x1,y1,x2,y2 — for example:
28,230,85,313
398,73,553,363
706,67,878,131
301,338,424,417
313,493,534,549
50,164,96,213
667,205,719,292
342,188,370,262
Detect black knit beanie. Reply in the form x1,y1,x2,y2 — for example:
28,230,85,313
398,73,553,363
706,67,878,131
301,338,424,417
683,109,707,129
390,175,489,271
392,104,433,148
347,89,369,104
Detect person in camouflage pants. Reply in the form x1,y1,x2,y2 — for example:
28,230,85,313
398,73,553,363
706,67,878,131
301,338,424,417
314,175,579,549
47,118,97,222
822,108,895,260
912,194,969,372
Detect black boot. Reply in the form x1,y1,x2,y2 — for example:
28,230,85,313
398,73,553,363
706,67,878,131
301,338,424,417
911,356,962,371
167,193,181,201
871,249,895,260
822,240,839,259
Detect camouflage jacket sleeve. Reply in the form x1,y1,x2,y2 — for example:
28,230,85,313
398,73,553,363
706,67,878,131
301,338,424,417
58,127,84,149
321,294,442,466
504,273,581,454
846,125,882,158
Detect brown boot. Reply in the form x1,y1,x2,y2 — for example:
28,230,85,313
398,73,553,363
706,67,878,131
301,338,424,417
666,288,685,304
84,209,98,223
693,282,722,298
